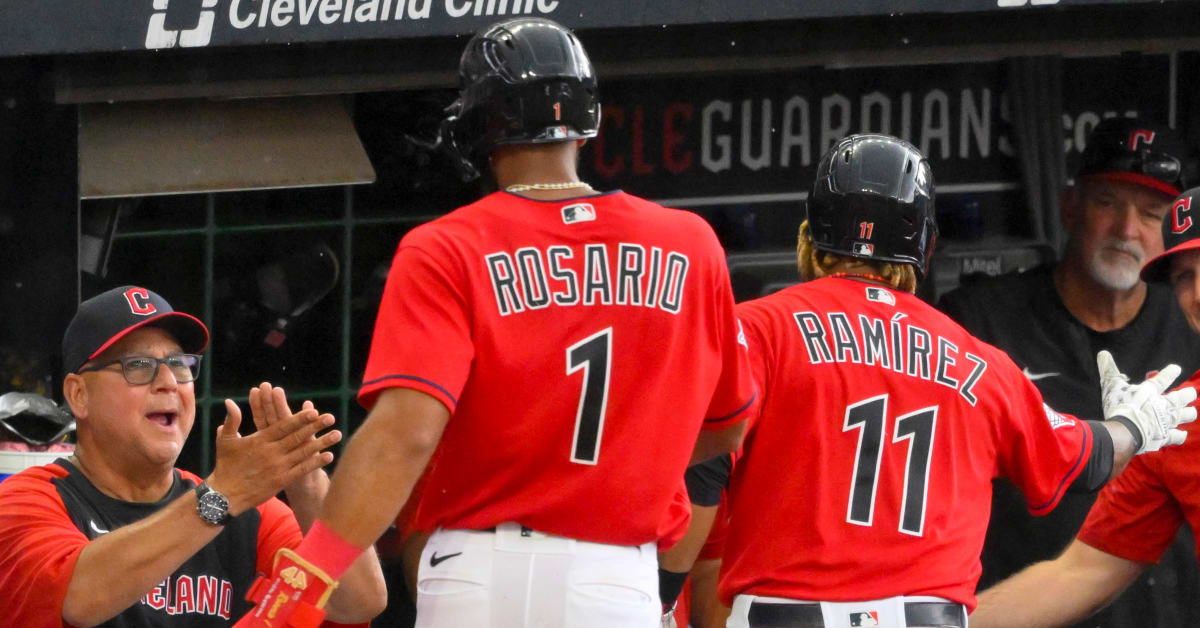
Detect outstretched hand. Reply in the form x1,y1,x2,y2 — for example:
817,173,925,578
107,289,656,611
249,382,335,495
207,385,342,515
1097,350,1198,454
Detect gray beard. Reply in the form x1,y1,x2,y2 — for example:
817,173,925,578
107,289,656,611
1087,252,1142,291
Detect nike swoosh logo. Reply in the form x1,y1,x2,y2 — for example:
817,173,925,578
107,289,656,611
1022,367,1061,381
89,520,109,535
429,551,462,567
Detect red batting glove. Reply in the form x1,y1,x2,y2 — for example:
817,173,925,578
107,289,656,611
234,548,338,628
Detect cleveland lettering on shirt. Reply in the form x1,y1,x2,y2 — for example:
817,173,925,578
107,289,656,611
792,309,989,406
140,574,234,619
485,243,690,315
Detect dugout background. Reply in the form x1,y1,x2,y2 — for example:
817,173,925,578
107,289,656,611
1,0,1199,516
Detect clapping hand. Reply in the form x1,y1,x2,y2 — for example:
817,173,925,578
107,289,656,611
206,384,342,515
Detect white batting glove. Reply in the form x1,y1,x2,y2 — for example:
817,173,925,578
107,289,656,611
1097,350,1198,454
661,602,679,628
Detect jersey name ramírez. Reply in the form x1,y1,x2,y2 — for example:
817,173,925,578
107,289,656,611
485,243,690,316
794,310,989,406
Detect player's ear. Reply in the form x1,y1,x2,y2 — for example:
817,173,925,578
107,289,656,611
62,373,89,421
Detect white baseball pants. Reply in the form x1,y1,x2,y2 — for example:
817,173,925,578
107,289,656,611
415,522,660,627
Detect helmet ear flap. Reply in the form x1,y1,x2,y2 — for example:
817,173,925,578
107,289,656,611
440,115,483,182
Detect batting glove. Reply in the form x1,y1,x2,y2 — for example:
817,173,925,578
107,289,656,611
661,601,679,628
1097,350,1198,454
234,548,337,628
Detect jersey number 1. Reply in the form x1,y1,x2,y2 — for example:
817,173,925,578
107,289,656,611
566,328,612,465
843,394,937,536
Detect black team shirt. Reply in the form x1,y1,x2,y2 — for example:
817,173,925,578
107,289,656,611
940,264,1200,628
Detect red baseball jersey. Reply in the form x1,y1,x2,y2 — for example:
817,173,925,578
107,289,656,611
0,462,305,627
1077,370,1200,564
359,190,756,546
719,277,1093,610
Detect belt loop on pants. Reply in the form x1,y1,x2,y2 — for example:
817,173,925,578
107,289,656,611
747,600,967,628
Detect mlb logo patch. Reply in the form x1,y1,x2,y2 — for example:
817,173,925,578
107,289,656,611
849,611,880,626
562,203,597,224
853,242,875,256
865,286,895,306
1043,403,1071,430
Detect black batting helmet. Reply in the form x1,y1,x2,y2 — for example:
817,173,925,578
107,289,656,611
807,134,938,280
443,18,600,180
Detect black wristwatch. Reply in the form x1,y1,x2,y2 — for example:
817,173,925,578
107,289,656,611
194,481,231,526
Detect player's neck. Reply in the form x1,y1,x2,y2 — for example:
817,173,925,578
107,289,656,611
825,261,907,292
70,444,175,503
490,143,595,200
1053,259,1147,332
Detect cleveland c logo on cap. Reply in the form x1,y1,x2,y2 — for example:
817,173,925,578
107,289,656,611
1172,196,1194,234
1130,129,1156,150
124,287,157,316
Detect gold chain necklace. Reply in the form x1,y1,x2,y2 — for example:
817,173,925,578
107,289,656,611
505,182,591,193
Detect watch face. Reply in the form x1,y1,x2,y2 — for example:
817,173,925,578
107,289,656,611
198,490,229,524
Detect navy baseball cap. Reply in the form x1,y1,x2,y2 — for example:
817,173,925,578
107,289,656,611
1077,117,1193,198
62,286,209,375
1080,116,1190,196
1142,187,1200,283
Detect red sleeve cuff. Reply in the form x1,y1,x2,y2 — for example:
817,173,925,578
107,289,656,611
358,374,458,414
1076,531,1161,565
702,391,757,430
1027,418,1092,516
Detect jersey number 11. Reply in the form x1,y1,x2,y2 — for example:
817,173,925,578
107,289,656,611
843,394,937,536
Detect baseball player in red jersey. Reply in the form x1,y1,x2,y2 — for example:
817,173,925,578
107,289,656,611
235,17,756,628
717,134,1196,628
971,185,1200,627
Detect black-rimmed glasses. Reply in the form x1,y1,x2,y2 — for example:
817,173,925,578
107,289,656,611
76,354,203,385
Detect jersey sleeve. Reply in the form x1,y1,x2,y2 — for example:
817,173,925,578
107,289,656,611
1076,454,1180,564
733,301,772,432
358,240,475,413
701,258,758,430
0,469,88,628
253,497,304,576
992,356,1093,516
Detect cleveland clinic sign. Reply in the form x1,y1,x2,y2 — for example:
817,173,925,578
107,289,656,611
147,0,562,49
0,0,1163,58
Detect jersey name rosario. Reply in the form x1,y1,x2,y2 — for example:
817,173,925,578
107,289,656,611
794,309,989,406
485,243,690,316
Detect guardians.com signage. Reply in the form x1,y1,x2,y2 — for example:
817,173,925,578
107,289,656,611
579,54,1170,203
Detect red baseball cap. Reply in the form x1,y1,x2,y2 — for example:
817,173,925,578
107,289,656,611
62,286,209,375
1142,187,1200,283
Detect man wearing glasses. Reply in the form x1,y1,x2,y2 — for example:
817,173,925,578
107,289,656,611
940,117,1200,626
0,285,385,626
